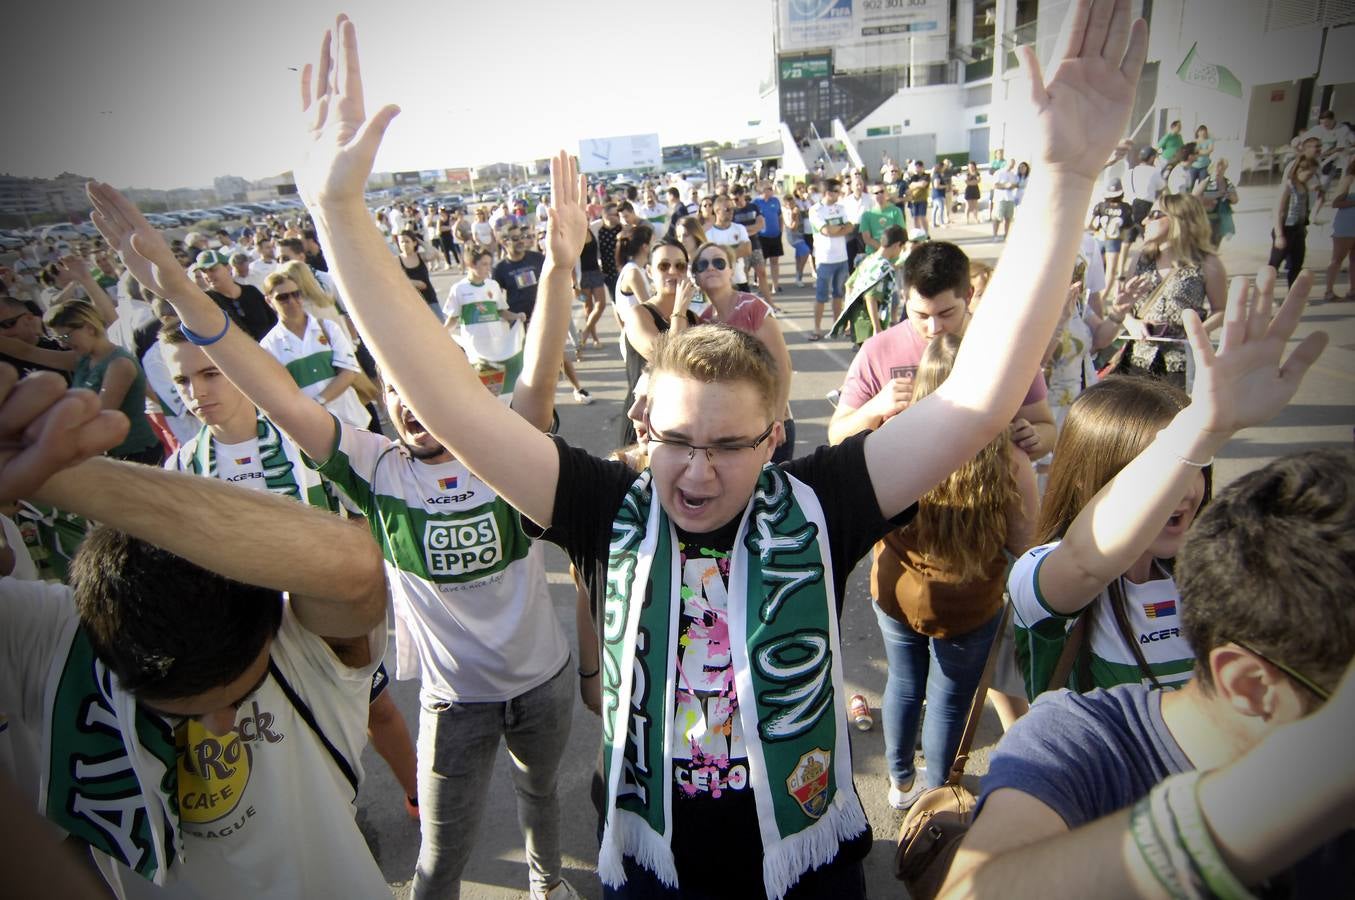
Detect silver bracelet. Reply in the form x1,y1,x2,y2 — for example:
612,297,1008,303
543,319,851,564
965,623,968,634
1176,454,1214,468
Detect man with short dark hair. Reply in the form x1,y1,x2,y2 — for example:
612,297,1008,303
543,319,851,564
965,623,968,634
195,249,276,340
828,241,1055,458
493,225,548,319
753,182,786,295
1155,118,1184,165
0,366,390,899
940,449,1355,898
808,177,853,340
731,185,770,303
706,196,753,292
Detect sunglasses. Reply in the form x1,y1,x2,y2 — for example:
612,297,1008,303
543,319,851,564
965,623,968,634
655,260,688,273
1147,209,1168,220
692,257,728,274
271,289,302,303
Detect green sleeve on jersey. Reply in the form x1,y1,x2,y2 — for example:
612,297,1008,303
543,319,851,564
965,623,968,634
303,415,374,514
1013,551,1080,700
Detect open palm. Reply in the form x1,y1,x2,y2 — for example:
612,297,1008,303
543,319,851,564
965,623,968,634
294,16,400,210
1185,268,1328,437
86,181,193,299
540,150,589,267
1019,0,1148,179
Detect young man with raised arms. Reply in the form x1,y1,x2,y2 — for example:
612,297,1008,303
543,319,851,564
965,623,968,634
277,3,1147,896
87,149,591,900
0,368,390,899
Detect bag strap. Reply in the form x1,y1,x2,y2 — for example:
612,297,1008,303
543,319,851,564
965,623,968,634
1047,607,1089,693
945,600,1014,785
1107,577,1164,690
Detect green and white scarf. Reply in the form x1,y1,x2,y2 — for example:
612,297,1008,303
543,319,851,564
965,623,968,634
598,465,866,900
183,413,334,510
830,250,898,340
41,618,182,884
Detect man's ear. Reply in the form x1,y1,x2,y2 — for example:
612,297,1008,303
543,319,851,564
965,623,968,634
1210,644,1309,724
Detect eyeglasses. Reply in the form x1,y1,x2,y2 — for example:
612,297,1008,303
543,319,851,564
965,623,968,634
1231,639,1330,701
655,260,688,273
1147,209,1168,220
648,420,776,465
692,257,728,274
271,289,302,303
0,313,27,329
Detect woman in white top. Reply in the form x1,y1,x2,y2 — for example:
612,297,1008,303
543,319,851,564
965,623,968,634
260,270,370,429
613,223,655,321
442,248,522,362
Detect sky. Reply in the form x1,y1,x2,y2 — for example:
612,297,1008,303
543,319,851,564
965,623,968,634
2,0,775,190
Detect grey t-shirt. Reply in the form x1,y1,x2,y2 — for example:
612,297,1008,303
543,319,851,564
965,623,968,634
978,684,1354,897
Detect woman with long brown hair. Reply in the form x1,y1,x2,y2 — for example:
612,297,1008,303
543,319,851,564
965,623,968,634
869,333,1039,809
1119,192,1226,388
1008,272,1326,701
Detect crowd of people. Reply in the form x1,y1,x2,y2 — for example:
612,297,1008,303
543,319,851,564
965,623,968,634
0,3,1351,899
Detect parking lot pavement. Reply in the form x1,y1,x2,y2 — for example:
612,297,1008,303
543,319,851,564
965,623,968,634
361,188,1353,896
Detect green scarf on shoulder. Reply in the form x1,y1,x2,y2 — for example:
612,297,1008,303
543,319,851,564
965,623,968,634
597,465,866,900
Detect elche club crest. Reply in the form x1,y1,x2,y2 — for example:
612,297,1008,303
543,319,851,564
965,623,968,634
786,747,832,818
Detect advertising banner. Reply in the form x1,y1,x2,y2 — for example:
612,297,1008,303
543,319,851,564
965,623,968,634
578,134,663,173
777,0,949,69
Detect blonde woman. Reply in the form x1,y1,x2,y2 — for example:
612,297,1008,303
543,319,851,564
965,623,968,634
1119,192,1226,388
867,333,1039,808
260,269,371,429
270,259,341,324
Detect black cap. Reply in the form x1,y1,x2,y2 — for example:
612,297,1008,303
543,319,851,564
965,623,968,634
1139,146,1157,162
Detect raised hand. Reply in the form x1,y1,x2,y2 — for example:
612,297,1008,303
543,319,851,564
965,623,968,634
54,255,91,287
1018,0,1148,180
0,368,128,502
541,150,589,267
1184,268,1328,437
295,16,401,210
86,182,193,298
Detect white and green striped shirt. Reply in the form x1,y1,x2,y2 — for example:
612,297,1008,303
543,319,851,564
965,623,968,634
260,314,369,429
306,418,569,703
1009,542,1195,699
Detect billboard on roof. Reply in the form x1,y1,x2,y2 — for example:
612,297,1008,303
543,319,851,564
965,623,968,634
777,0,949,70
578,134,662,173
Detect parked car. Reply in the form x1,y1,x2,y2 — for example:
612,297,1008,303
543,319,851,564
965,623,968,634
143,214,180,228
38,223,84,241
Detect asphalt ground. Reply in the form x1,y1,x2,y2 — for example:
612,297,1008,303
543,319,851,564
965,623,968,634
357,183,1355,898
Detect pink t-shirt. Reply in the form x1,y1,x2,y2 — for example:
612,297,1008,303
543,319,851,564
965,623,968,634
839,322,1048,410
699,292,771,334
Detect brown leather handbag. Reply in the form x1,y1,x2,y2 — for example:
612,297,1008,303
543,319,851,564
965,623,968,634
893,602,1011,899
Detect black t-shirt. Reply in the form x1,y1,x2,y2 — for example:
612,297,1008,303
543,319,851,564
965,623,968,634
530,432,913,895
666,206,686,240
596,223,623,278
0,336,70,383
732,200,761,235
305,249,328,272
492,252,546,318
132,318,162,362
207,283,277,342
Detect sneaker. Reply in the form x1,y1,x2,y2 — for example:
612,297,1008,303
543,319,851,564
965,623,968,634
888,770,929,811
533,878,582,900
775,285,784,294
825,389,841,407
573,388,593,405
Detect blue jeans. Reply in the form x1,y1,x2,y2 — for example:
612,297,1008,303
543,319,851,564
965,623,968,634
412,660,575,899
814,260,848,303
873,605,1001,789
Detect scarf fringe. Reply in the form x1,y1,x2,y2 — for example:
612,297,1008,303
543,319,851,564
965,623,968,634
761,789,869,900
598,810,679,890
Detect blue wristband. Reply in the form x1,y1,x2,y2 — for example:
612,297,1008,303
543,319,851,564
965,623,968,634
179,310,232,346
